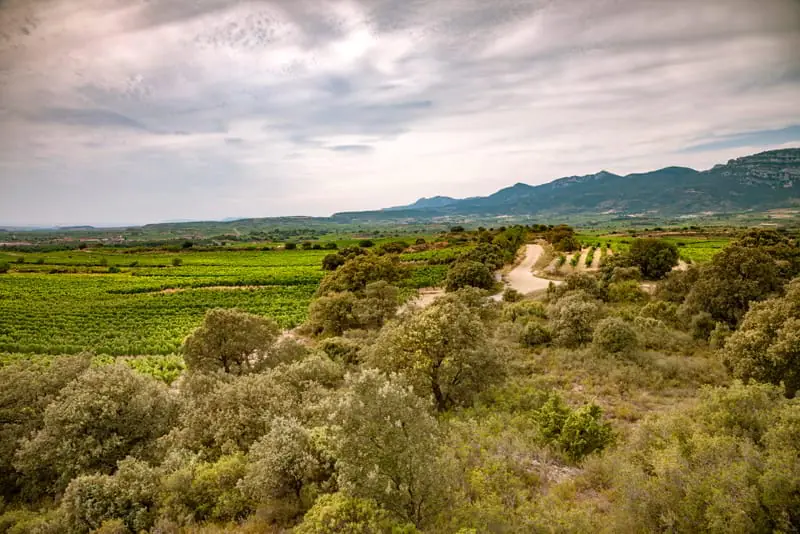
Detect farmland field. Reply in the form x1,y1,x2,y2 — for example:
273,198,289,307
0,243,452,356
577,233,731,264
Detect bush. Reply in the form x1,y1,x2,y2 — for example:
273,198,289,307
107,266,120,273
535,395,614,462
284,243,297,250
690,311,716,341
0,262,9,274
323,242,339,250
549,293,603,347
607,280,648,303
322,253,346,271
503,300,547,322
520,322,551,347
317,255,407,295
639,300,681,328
319,337,363,365
296,493,419,534
445,260,494,292
502,287,523,302
358,239,375,248
609,266,641,283
592,317,637,354
172,258,183,267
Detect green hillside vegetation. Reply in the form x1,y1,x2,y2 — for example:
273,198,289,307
2,227,800,533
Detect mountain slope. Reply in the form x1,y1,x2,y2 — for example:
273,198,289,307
332,148,800,221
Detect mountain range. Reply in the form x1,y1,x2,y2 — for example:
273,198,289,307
332,148,800,222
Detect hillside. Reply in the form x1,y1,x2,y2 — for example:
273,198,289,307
333,148,800,221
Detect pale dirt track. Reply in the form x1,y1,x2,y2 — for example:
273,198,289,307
406,244,561,309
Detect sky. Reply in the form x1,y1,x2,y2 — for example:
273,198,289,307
1,0,799,226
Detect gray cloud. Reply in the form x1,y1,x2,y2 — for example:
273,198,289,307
0,0,799,225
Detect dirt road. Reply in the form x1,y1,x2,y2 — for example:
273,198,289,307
504,244,561,294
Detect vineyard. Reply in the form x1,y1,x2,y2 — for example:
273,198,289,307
0,246,452,356
576,234,731,264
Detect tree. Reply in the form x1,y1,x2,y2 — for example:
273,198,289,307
684,245,781,326
0,262,9,274
317,254,407,295
366,299,504,411
308,282,399,337
239,418,332,506
14,365,177,495
593,317,637,354
181,308,280,374
358,239,375,248
330,370,448,527
721,279,800,397
285,242,297,250
445,260,494,292
0,355,91,499
460,243,506,270
628,238,679,279
60,458,159,534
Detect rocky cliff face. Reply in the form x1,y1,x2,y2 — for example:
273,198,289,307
712,149,800,188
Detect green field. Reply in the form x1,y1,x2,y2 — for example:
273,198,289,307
577,233,731,264
0,244,451,356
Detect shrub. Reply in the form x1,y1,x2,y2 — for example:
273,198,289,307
609,266,641,283
322,253,346,271
296,493,419,534
502,287,523,302
520,322,551,347
323,242,339,250
317,255,407,295
535,395,614,462
107,266,120,273
549,292,603,347
639,300,681,328
284,242,297,250
607,280,648,303
445,260,494,292
0,262,9,273
690,311,716,341
593,317,638,354
503,300,547,322
319,337,363,365
358,239,375,248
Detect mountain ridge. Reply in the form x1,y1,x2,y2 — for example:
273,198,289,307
332,148,800,221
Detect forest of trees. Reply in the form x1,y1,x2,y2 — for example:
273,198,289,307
1,227,799,533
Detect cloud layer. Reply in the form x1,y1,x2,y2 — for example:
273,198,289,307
1,0,799,225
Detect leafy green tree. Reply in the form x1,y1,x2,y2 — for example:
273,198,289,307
296,493,419,534
519,322,551,347
239,418,333,507
628,238,679,279
15,365,177,495
721,279,800,397
317,254,407,295
655,265,700,303
593,317,638,354
366,299,504,411
284,242,297,250
0,355,91,499
0,262,9,274
445,260,494,292
308,282,399,337
358,239,375,248
330,370,449,527
60,458,158,534
181,308,280,374
684,245,781,326
607,280,648,303
460,243,506,270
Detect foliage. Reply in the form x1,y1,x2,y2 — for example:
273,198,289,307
322,253,346,271
60,458,158,534
0,262,9,274
317,254,407,295
445,260,495,292
608,382,799,533
721,278,800,397
535,395,614,462
181,308,280,374
295,493,419,534
548,292,603,347
318,336,363,365
330,370,448,528
307,282,399,337
684,245,782,326
14,364,177,495
607,280,649,303
0,355,91,499
593,317,638,354
366,299,505,411
502,300,547,323
502,287,523,302
628,238,679,280
548,272,606,301
459,243,506,271
656,266,700,303
519,322,551,348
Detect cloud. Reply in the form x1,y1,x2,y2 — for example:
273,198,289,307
0,0,799,225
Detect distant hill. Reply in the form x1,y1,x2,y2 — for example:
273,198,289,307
333,148,800,221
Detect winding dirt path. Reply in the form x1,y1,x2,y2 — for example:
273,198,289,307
503,244,561,294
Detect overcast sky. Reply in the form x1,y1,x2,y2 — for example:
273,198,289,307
1,0,799,226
